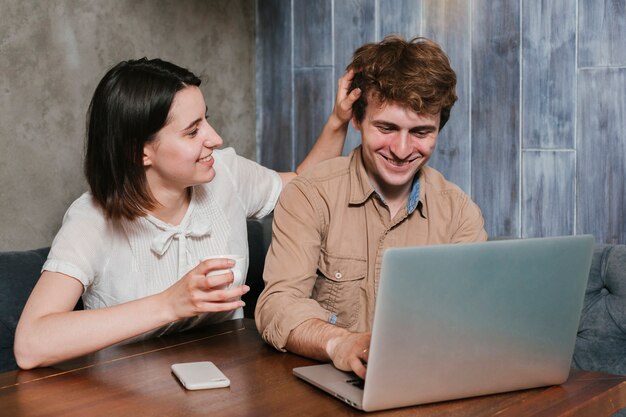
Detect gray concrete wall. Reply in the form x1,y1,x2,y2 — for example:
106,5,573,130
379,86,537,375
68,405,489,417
0,0,256,251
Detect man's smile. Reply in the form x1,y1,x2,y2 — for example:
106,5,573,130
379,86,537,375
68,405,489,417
379,153,419,167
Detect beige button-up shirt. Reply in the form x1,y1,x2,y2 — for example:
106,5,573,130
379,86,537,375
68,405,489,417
255,147,488,351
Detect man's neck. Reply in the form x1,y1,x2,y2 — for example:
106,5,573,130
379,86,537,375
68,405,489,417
374,182,412,218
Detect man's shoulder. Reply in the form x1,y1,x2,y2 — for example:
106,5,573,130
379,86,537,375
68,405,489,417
421,165,468,197
297,155,351,184
279,155,352,212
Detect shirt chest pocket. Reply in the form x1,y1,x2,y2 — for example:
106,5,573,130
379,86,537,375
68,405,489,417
313,250,367,328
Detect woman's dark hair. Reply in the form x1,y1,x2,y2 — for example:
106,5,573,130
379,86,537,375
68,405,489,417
85,58,201,220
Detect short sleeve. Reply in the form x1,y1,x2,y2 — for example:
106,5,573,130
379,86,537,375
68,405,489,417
213,147,282,219
43,193,110,289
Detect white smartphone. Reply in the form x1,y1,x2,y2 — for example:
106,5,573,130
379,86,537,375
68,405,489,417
171,361,231,390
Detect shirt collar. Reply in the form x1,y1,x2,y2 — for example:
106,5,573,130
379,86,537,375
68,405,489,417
406,173,421,215
348,146,421,214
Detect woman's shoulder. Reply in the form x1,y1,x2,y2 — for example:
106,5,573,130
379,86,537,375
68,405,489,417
64,192,105,218
61,192,109,233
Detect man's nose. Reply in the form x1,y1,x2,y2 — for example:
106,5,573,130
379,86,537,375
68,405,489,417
390,132,412,160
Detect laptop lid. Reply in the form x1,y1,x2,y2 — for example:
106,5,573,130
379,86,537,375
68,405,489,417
294,235,594,412
362,235,594,411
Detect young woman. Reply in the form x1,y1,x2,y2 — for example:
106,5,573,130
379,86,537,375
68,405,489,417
14,58,360,369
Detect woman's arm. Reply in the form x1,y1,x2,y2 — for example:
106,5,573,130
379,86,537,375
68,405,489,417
278,70,361,185
14,258,248,369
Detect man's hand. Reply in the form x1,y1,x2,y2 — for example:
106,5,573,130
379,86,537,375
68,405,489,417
326,331,371,379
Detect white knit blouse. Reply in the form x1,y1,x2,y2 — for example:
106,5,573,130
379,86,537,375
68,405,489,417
43,147,281,341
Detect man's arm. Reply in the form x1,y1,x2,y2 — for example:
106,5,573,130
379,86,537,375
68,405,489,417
255,177,331,348
255,175,372,378
286,319,371,379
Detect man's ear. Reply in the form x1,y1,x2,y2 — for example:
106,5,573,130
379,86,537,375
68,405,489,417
351,116,361,131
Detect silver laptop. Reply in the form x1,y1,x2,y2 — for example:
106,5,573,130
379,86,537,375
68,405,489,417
293,235,595,412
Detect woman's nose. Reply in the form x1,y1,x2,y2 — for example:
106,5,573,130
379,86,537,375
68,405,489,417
203,124,223,148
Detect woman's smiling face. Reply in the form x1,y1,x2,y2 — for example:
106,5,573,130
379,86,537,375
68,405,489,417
143,86,223,194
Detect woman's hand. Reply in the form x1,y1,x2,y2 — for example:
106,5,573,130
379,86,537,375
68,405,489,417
162,258,250,321
292,70,362,176
330,69,362,126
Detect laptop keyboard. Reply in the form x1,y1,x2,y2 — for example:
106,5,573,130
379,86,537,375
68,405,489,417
346,378,365,390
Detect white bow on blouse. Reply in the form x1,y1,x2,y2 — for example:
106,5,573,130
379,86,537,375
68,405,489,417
150,219,212,276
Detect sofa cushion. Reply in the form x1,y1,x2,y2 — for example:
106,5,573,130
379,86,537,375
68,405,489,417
0,247,49,372
573,244,626,375
243,216,273,318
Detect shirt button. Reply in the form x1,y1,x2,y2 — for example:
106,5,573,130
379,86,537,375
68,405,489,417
335,271,342,279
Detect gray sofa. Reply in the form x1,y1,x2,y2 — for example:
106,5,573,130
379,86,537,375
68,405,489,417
1,221,625,379
572,244,626,374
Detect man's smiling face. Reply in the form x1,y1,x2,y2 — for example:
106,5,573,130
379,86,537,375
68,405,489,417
353,98,440,203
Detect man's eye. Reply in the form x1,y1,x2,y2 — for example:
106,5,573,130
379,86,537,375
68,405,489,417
189,128,199,137
378,126,393,133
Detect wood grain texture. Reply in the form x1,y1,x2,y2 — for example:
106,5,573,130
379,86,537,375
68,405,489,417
334,0,376,155
577,69,626,244
254,0,626,243
470,0,520,238
1,320,625,417
423,0,472,194
578,0,626,67
378,0,422,40
294,68,335,164
522,0,576,149
522,151,575,238
293,0,332,68
257,0,293,171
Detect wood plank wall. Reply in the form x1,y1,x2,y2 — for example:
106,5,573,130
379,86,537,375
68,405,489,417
256,0,626,243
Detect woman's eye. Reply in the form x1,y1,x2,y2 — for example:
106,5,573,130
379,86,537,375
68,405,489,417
189,128,199,137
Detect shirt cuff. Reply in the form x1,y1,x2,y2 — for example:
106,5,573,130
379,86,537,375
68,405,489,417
42,259,90,291
260,299,331,352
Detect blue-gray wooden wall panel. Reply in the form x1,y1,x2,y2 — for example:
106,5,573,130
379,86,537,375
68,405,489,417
522,0,576,149
378,0,422,40
577,69,626,244
578,0,626,67
255,0,626,243
257,0,293,171
294,0,332,68
335,0,376,154
294,68,335,164
522,151,575,238
471,0,520,238
423,0,471,193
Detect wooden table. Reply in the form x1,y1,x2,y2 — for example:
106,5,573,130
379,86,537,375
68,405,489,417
1,319,625,416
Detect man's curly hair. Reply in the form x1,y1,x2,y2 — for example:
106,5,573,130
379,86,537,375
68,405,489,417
347,36,457,130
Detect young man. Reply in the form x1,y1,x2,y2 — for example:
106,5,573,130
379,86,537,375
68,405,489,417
255,36,488,379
